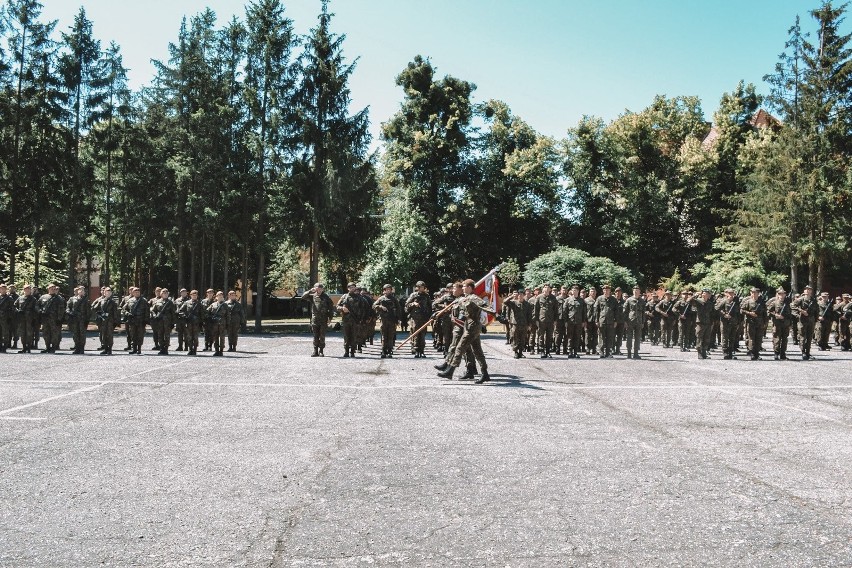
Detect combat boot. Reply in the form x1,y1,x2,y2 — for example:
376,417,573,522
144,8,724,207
475,372,491,384
343,348,350,358
458,366,476,380
434,361,448,371
319,348,324,357
188,349,197,356
158,348,168,356
437,365,456,379
311,348,319,357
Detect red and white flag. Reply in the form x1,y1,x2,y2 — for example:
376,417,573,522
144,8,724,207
474,267,501,325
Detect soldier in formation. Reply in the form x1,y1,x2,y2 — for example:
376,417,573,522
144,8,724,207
373,284,401,359
301,283,335,357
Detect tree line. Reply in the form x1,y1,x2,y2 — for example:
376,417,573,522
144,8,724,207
1,0,850,331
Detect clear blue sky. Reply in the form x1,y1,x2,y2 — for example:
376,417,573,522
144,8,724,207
40,0,837,144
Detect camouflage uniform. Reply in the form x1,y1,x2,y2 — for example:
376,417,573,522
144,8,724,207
65,289,92,354
302,287,335,356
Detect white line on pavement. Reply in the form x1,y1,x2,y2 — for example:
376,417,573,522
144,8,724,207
0,359,192,417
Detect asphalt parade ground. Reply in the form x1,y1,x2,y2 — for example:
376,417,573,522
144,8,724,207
1,332,851,567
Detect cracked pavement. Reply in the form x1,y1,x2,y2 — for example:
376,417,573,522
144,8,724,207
1,332,851,566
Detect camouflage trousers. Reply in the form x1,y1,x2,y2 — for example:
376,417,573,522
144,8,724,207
183,322,200,352
798,320,815,355
625,322,642,356
772,321,790,355
70,319,87,351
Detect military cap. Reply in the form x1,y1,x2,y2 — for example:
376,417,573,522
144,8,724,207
383,283,393,290
701,288,712,293
0,283,6,289
23,284,31,289
633,285,641,290
614,286,622,292
347,282,356,287
602,283,611,289
571,285,579,290
803,285,812,290
750,287,760,293
776,287,787,293
724,288,735,294
415,280,426,287
664,290,672,295
820,291,829,296
314,282,324,288
843,293,850,298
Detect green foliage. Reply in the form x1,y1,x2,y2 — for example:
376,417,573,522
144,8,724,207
267,239,308,293
497,258,522,288
658,270,688,293
523,247,635,290
689,238,785,294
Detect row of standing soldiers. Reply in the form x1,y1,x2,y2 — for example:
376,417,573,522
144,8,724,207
0,283,246,356
498,283,851,361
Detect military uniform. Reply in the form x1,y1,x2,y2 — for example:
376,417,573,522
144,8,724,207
433,290,455,352
373,290,401,358
504,295,528,359
564,291,586,358
0,289,14,353
645,295,660,345
35,289,64,353
178,295,203,355
405,285,432,357
715,290,741,359
65,290,91,354
95,294,120,354
766,291,792,359
151,295,176,354
584,293,599,354
534,290,559,357
792,289,819,359
207,296,230,356
358,291,376,349
690,291,715,359
225,297,246,352
595,290,618,358
442,292,498,383
837,296,852,351
623,291,646,359
613,290,626,355
655,294,676,348
739,290,767,360
173,291,189,351
816,295,835,350
337,286,362,357
14,291,38,353
554,292,568,354
302,287,335,356
200,293,216,351
148,292,162,350
123,294,149,354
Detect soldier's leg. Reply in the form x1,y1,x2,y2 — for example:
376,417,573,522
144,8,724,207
554,321,565,354
671,322,679,348
317,323,327,353
0,319,8,351
103,322,114,351
176,321,186,350
189,323,200,353
471,336,487,375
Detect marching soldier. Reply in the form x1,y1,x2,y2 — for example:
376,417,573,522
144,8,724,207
595,284,618,358
149,287,163,351
527,287,540,353
36,284,64,353
655,290,676,348
535,283,558,358
792,285,818,360
432,284,455,353
838,294,851,351
207,291,230,356
123,287,149,354
405,281,432,358
225,291,246,352
65,285,91,354
173,289,189,351
435,282,478,378
14,284,37,353
178,289,202,356
715,288,741,360
373,284,400,359
359,287,376,350
689,289,716,359
437,279,505,383
336,283,362,358
200,289,216,351
302,283,335,357
614,287,626,355
766,287,792,360
740,287,766,360
95,286,120,355
151,288,176,355
645,290,660,345
623,285,646,359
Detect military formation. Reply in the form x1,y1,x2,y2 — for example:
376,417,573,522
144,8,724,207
3,279,851,370
0,283,246,356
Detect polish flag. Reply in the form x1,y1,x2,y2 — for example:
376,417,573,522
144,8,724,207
474,266,502,325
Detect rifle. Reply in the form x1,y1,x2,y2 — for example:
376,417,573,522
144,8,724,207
395,298,460,351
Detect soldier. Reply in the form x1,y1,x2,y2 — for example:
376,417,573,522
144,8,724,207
91,287,105,350
688,289,716,359
65,285,91,354
336,283,361,358
435,281,478,379
123,288,149,354
564,285,586,358
623,285,646,360
767,287,792,360
35,284,63,353
148,287,163,351
373,284,400,359
301,283,335,357
14,284,37,353
645,290,660,345
504,290,528,359
523,288,535,352
205,291,229,356
792,285,818,360
173,289,189,351
740,287,767,360
715,288,741,360
8,284,19,349
613,287,626,355
95,286,120,355
117,288,132,351
437,279,505,383
655,290,676,348
178,289,203,356
837,293,852,351
595,284,618,358
225,290,246,352
359,287,376,350
535,283,558,358
0,284,12,353
432,284,455,352
552,286,568,355
151,288,176,355
527,287,540,353
584,287,599,355
816,291,835,351
405,280,432,358
200,289,216,351
673,291,690,352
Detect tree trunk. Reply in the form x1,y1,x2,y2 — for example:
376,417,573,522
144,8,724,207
790,258,798,295
254,251,264,332
310,224,320,287
190,235,196,292
135,255,141,289
209,238,215,291
33,241,40,288
808,256,817,289
200,233,206,292
223,237,229,293
241,241,248,332
817,253,825,293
